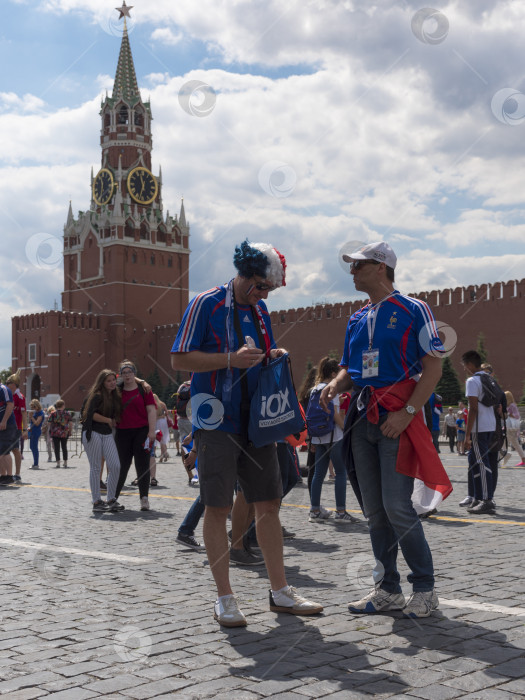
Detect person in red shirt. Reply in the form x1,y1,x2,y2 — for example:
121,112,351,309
114,360,157,511
6,371,28,482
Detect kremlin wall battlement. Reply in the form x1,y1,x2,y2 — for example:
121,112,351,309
270,278,525,399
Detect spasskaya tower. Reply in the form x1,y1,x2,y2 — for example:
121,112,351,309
12,2,189,406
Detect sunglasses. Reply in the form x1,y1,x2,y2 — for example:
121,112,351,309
350,260,380,271
254,282,276,292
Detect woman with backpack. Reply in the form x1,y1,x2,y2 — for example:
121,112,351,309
307,357,359,524
113,360,157,511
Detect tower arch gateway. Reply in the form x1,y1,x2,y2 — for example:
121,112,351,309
12,5,190,408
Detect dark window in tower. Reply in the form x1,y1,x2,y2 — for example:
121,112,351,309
104,113,110,128
150,255,155,265
167,257,173,268
125,222,134,238
88,301,92,313
118,106,129,125
140,223,149,241
134,110,143,127
132,253,137,263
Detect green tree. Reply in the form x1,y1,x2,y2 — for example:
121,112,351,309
435,356,463,404
145,368,163,398
163,379,178,409
0,367,12,383
476,333,488,363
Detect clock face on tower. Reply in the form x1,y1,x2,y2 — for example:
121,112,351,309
93,168,115,205
127,166,158,205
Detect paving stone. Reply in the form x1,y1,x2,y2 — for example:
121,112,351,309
2,450,525,699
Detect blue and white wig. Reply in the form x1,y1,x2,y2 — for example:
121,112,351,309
233,240,286,287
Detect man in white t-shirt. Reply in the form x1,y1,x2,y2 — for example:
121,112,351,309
461,350,496,515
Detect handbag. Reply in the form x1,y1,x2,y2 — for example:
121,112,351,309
506,416,520,431
248,353,306,448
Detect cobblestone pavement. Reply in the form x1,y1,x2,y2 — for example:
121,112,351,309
1,438,525,699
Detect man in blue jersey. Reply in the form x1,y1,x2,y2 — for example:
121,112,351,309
321,241,447,619
0,382,18,485
171,240,323,628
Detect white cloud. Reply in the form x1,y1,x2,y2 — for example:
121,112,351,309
151,28,182,47
2,0,525,369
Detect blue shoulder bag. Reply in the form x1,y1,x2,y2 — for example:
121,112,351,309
248,353,305,448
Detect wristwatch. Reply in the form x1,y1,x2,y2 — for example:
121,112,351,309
405,405,417,416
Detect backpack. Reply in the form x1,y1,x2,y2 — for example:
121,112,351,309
176,383,191,418
478,373,500,407
305,386,335,438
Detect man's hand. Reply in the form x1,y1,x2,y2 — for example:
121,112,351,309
0,420,6,431
320,382,338,411
232,345,264,369
464,434,471,451
380,409,414,440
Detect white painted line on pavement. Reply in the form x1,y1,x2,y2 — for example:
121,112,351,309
0,538,152,564
441,598,525,617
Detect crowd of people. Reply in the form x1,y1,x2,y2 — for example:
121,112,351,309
1,239,523,628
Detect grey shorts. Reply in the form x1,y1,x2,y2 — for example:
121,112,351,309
194,429,282,508
0,425,19,456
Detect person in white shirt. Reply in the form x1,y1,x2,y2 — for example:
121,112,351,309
461,350,496,515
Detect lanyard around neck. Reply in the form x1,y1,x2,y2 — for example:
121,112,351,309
366,292,395,350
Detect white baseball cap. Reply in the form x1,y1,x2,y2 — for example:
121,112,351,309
342,241,397,269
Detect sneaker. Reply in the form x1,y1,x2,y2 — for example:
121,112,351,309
176,533,205,551
467,500,496,515
214,595,247,628
107,498,125,512
140,497,150,511
403,589,439,618
309,509,331,523
47,458,54,462
282,526,296,539
92,500,108,512
348,586,405,614
100,481,107,491
269,586,323,615
230,547,264,566
63,463,68,469
459,496,474,507
13,475,22,482
55,463,61,469
0,475,14,485
334,511,360,523
30,465,39,470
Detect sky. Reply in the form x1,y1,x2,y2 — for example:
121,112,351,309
2,0,525,369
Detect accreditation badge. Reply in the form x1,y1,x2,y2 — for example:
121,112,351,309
362,349,379,378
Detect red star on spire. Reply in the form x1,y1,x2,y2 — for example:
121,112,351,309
115,2,133,20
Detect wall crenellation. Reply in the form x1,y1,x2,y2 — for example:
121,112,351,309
271,278,525,326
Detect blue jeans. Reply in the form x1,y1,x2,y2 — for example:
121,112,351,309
29,432,41,466
351,416,434,593
178,495,205,536
310,439,347,510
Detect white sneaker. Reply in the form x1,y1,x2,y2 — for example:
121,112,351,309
333,511,360,523
348,586,405,614
214,595,247,627
140,497,150,511
403,590,439,618
269,586,323,615
309,508,331,523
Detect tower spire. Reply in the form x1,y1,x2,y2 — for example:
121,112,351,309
112,4,139,101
